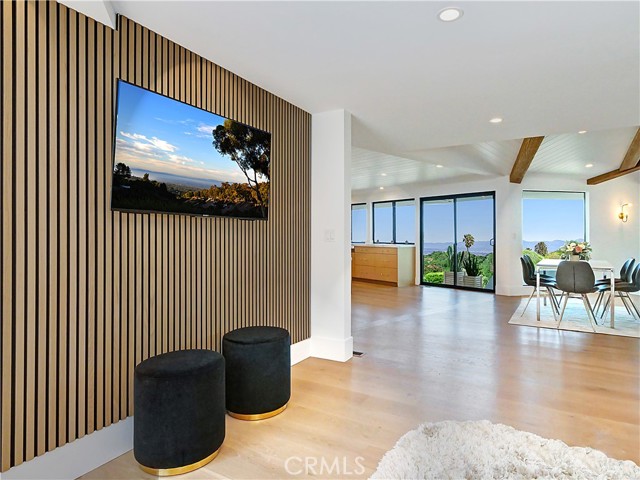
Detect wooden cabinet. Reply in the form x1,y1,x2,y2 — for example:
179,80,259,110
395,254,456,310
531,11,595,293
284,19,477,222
351,245,415,287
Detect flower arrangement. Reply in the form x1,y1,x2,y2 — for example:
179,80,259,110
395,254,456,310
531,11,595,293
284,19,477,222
562,240,592,260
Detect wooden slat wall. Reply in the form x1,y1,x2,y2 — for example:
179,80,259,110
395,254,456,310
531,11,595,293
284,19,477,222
0,2,311,471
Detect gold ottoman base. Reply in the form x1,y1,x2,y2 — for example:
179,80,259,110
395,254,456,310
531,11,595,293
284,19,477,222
227,403,288,421
137,447,220,476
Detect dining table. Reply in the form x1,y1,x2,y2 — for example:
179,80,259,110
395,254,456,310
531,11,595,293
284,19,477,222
535,259,616,327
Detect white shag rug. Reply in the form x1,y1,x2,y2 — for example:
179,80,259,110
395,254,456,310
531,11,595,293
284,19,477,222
371,420,640,480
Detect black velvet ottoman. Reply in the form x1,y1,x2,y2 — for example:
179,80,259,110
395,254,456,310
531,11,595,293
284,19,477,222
222,326,290,420
134,349,225,476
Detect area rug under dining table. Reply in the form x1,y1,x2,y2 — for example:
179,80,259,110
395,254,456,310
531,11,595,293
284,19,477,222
508,295,640,338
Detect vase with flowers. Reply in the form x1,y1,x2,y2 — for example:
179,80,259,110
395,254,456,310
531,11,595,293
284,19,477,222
561,240,592,261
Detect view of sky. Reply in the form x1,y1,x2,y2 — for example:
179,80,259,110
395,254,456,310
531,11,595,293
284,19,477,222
522,198,585,242
422,197,494,247
352,206,366,242
114,81,252,187
373,202,416,243
352,197,495,248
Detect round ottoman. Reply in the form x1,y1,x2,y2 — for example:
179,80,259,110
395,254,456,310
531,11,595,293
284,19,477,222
223,326,290,420
134,349,225,476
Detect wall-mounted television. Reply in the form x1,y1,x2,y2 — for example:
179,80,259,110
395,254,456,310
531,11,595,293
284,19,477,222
111,80,270,219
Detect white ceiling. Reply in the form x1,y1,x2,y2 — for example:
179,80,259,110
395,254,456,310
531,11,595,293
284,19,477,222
106,1,640,188
352,126,639,190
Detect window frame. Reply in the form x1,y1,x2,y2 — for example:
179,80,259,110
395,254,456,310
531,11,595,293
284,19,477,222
372,198,416,245
521,190,587,246
419,191,496,292
350,203,367,244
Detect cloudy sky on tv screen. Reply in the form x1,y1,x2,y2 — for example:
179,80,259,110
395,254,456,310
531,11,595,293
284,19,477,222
115,82,246,187
111,81,270,219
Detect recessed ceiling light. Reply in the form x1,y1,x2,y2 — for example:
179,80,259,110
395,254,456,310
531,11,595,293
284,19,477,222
438,7,463,22
436,164,444,168
578,130,587,134
489,117,503,124
380,173,387,176
585,163,593,168
379,187,384,190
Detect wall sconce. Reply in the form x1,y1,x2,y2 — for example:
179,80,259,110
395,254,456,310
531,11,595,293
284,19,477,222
618,203,631,223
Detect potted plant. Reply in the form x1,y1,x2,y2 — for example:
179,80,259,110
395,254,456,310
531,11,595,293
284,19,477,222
462,253,483,288
444,245,465,285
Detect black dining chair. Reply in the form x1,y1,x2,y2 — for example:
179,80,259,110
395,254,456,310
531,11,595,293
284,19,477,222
519,256,559,316
593,258,635,313
522,254,555,281
555,261,598,331
596,263,640,321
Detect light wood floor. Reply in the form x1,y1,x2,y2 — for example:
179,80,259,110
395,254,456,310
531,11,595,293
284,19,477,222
83,282,640,479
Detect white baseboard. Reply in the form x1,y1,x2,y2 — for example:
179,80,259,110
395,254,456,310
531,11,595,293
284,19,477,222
291,338,312,365
1,418,133,480
310,335,354,362
496,284,531,297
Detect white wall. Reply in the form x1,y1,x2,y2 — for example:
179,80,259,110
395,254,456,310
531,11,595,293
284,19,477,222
588,173,640,284
310,110,353,361
352,172,640,296
57,0,116,28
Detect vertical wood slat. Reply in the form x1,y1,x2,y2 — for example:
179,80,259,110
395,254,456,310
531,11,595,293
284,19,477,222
67,5,78,444
95,21,105,432
54,1,66,450
1,0,14,471
13,0,27,466
104,25,113,429
25,0,37,463
76,9,88,441
2,4,311,471
119,214,127,420
86,15,96,437
35,0,48,457
128,214,135,415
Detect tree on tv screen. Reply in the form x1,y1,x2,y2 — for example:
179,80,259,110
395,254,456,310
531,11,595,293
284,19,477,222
212,119,270,215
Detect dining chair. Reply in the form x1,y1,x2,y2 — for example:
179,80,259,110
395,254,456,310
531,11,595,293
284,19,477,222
522,255,555,281
593,258,635,313
555,260,598,332
596,263,640,321
519,256,559,316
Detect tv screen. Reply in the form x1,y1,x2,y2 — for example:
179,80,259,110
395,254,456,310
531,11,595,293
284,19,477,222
111,80,270,219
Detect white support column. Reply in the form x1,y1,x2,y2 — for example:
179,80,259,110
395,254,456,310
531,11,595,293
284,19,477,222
310,110,353,362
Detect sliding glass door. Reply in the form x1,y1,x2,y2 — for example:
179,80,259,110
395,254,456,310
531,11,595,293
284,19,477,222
421,192,495,291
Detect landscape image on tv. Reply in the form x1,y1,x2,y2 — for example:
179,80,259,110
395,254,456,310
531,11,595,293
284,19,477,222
111,80,270,219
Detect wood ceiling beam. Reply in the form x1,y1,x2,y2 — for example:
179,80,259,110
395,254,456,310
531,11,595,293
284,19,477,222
619,127,640,171
586,126,640,185
509,136,545,184
587,164,640,185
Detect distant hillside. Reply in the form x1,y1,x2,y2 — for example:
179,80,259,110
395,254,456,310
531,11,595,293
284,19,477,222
129,168,222,191
423,240,493,255
522,239,583,252
422,239,584,254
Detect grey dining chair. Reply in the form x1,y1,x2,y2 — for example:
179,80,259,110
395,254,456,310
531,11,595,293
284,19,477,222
596,263,640,321
555,261,598,332
593,257,635,313
520,256,559,316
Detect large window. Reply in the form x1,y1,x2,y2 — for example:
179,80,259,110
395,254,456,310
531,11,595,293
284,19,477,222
522,191,586,258
351,203,367,243
373,199,415,244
